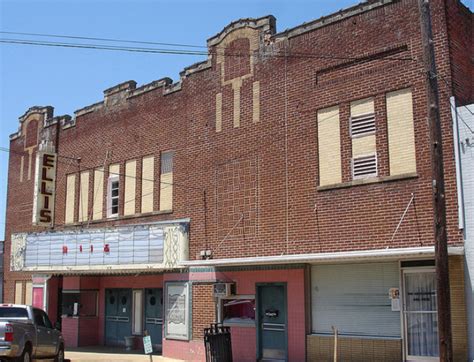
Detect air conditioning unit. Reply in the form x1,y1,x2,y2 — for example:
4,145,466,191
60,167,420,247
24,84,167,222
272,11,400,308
213,283,234,297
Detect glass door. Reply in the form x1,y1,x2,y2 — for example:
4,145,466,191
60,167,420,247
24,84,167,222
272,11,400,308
403,270,438,360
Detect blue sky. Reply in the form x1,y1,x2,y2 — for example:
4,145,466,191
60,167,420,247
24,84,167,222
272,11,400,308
0,0,470,240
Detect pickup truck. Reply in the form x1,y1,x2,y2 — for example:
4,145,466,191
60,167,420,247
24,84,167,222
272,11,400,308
0,304,64,362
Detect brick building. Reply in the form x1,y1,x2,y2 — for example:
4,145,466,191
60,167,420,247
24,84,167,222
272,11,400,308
3,0,472,361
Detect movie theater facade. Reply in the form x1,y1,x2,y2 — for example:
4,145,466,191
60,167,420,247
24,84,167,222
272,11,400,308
4,1,472,360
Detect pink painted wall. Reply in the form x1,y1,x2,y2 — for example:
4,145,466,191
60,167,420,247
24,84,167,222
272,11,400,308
79,317,99,346
162,339,206,361
47,277,61,325
80,276,100,289
62,317,79,347
230,326,257,362
163,268,306,362
63,276,80,290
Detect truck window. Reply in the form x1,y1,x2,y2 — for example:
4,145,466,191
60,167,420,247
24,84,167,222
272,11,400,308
0,307,28,318
41,310,53,329
33,309,46,327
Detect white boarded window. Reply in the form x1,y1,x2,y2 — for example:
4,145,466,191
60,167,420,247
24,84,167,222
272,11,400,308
124,160,137,216
65,174,76,224
317,106,341,186
78,171,90,222
141,156,155,214
386,88,416,175
25,282,33,306
15,281,23,304
160,151,174,211
352,154,377,179
311,262,401,337
92,168,104,220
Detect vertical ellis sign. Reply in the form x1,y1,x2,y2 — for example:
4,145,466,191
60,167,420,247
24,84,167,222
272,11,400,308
32,149,57,226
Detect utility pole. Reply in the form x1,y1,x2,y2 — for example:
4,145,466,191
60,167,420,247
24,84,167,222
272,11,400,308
418,0,453,360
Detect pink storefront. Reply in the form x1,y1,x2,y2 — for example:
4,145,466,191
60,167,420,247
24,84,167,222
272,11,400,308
162,266,306,362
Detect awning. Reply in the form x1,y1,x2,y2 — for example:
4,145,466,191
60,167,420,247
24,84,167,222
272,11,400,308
179,246,464,267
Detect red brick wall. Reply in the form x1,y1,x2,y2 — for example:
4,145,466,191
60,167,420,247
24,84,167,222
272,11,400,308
191,284,215,340
3,0,468,314
445,0,473,105
4,107,58,304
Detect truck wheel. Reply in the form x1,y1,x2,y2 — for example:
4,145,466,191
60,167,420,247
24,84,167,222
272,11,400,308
18,347,31,362
54,345,65,362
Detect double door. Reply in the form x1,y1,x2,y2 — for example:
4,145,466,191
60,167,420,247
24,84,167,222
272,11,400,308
144,288,163,348
105,289,132,346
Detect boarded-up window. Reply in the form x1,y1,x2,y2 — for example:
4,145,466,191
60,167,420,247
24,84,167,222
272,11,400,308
25,282,33,306
124,160,137,216
78,171,89,222
160,152,174,211
92,168,104,220
386,88,416,175
65,174,76,224
317,106,341,186
141,156,154,213
15,281,23,304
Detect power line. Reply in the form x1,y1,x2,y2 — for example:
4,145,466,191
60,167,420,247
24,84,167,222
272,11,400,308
0,37,416,62
0,39,207,56
0,30,207,49
0,146,78,164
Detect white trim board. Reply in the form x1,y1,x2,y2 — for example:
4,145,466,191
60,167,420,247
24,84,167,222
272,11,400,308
180,246,464,267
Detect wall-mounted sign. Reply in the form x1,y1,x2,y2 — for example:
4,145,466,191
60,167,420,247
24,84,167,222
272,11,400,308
265,309,279,318
32,145,57,227
164,282,191,340
389,287,400,312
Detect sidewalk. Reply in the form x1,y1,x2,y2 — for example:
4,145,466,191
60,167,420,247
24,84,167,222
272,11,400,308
53,346,184,362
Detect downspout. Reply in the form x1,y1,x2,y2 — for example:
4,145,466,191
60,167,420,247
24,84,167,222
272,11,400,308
450,96,465,233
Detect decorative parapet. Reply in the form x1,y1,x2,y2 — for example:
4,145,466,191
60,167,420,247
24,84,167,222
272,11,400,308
9,106,54,140
206,15,276,48
128,77,172,99
12,1,400,132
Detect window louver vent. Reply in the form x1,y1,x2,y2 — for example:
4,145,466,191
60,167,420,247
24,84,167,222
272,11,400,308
351,113,376,137
352,154,377,178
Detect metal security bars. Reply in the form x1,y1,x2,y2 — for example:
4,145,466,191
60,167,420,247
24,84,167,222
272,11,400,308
204,324,232,362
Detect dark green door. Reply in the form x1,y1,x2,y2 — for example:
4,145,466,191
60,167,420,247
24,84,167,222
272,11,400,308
105,289,132,346
257,284,287,362
145,288,163,348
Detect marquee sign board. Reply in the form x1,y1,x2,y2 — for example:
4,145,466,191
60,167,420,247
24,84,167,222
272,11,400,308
32,146,57,227
10,221,189,273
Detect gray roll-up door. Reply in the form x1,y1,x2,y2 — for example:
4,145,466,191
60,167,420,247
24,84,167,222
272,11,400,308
311,262,401,337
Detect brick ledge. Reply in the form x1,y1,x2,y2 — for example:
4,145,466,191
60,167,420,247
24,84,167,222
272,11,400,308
317,172,418,191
